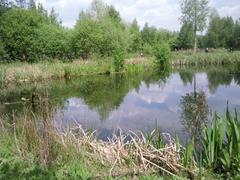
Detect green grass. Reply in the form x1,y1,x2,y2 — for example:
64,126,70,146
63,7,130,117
171,49,240,66
0,57,153,84
1,49,239,84
2,109,238,179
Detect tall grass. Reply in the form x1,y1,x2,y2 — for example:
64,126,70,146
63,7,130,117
1,103,240,178
0,57,153,84
0,110,187,179
172,50,240,66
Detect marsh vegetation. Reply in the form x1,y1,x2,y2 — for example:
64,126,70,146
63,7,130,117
1,0,240,179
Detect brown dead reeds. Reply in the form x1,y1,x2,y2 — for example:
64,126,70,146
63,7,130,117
56,124,192,178
0,110,196,178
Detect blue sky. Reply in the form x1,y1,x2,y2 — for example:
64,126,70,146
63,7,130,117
36,0,240,31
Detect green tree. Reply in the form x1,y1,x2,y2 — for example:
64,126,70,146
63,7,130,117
128,18,142,52
72,0,127,58
72,17,102,59
0,8,47,61
233,19,240,49
153,42,171,68
221,17,235,48
141,23,157,46
89,0,106,20
177,22,194,49
106,5,122,27
206,10,222,48
0,39,6,59
206,14,235,48
0,6,72,61
37,24,72,59
49,7,58,25
180,0,209,52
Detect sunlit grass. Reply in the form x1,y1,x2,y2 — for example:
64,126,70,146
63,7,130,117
172,50,240,66
0,57,154,84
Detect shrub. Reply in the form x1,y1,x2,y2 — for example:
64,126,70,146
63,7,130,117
0,9,47,62
0,40,6,61
113,49,125,72
153,42,171,67
142,43,154,55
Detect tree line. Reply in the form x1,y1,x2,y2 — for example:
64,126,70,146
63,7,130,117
0,0,239,62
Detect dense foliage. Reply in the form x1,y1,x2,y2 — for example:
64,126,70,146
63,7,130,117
180,0,209,52
153,42,171,67
206,11,240,49
177,22,195,49
0,0,239,62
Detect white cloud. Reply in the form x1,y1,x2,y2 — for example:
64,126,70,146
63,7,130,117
38,0,240,30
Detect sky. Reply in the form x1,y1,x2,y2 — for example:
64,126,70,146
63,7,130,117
36,0,240,31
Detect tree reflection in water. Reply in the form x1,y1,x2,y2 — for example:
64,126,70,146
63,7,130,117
180,91,209,144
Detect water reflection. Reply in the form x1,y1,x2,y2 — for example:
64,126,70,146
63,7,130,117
0,65,240,141
180,91,209,143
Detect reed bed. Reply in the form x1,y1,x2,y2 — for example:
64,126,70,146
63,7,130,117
62,127,186,177
0,58,153,84
0,111,194,179
172,50,240,66
1,108,239,178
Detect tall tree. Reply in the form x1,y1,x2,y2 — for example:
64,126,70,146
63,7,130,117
141,23,157,46
107,5,121,24
221,17,235,48
177,22,194,49
180,0,209,52
206,10,222,48
49,7,58,25
234,19,240,49
89,0,106,20
129,18,142,52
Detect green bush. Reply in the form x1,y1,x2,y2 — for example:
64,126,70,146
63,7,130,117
153,42,171,67
0,9,47,61
142,43,153,55
113,49,125,71
0,40,6,60
72,13,128,59
0,8,72,62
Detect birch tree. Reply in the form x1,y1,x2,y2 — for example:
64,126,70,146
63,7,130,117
180,0,209,52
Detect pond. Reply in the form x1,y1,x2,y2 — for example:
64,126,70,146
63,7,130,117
1,65,240,143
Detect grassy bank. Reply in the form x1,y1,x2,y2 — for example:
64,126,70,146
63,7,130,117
1,107,240,179
0,57,154,84
171,50,240,66
0,50,240,84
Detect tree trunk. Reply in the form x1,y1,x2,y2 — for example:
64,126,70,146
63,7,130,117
194,31,197,53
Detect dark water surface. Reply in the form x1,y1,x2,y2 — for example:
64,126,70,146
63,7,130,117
1,66,240,142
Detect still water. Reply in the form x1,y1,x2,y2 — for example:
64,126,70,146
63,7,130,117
1,66,240,142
